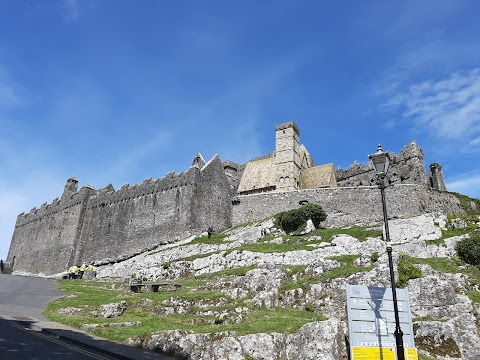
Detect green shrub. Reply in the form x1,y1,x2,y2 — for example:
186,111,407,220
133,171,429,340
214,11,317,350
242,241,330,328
371,252,379,263
397,260,423,288
456,234,480,266
301,204,327,228
275,204,327,233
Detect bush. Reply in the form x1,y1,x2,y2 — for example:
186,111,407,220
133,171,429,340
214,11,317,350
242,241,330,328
301,204,327,228
275,204,327,233
396,260,422,288
456,235,480,266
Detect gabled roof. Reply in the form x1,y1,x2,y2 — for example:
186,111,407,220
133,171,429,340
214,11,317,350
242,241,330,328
191,153,206,169
237,157,277,194
300,163,337,189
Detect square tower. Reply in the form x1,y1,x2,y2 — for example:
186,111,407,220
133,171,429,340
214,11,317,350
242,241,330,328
275,121,301,190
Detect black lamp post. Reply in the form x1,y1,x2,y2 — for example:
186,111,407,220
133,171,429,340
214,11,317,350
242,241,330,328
369,144,405,360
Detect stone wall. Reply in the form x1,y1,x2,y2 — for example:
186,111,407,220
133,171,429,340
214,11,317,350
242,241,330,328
7,155,233,275
335,141,430,188
232,185,465,228
7,186,96,274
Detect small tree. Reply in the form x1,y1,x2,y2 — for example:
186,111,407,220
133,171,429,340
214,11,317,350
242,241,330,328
275,204,327,233
301,203,327,228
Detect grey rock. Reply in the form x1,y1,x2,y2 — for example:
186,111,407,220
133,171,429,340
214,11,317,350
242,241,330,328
100,301,127,318
57,307,86,315
299,219,316,235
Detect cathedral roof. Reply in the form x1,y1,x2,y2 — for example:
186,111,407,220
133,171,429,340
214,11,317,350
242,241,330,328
300,163,336,189
237,157,277,194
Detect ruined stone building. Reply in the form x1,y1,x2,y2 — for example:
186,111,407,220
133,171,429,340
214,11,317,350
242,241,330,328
7,121,456,275
236,122,337,195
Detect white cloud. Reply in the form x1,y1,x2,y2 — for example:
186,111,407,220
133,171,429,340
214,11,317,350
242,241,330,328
385,68,480,143
445,173,480,200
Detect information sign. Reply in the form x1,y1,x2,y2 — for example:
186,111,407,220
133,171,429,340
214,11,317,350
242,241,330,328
346,285,417,360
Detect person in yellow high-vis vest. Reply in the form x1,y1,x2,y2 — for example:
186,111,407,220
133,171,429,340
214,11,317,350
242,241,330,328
69,265,78,279
78,262,86,279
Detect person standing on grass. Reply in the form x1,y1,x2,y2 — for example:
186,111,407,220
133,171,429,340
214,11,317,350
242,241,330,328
78,262,87,279
207,225,214,239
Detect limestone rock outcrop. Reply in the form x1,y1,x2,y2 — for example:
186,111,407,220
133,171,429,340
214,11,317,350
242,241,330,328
62,214,480,359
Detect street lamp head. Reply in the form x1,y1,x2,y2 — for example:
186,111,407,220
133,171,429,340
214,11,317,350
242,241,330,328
369,144,391,175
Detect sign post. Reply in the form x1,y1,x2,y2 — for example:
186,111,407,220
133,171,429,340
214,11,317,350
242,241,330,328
346,285,418,360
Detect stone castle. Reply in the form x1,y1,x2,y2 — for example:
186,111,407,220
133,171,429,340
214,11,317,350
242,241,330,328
8,122,461,275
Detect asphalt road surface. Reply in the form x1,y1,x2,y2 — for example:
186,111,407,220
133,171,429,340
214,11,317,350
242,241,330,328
0,318,127,360
0,274,62,321
0,274,177,359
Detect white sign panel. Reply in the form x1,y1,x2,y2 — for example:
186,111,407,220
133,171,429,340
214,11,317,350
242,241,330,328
346,284,417,360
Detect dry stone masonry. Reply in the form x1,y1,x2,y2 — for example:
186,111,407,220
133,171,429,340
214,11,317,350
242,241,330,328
6,122,460,275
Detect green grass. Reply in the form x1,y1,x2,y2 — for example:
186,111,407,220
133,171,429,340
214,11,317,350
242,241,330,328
92,307,327,341
228,226,382,254
149,225,383,261
397,259,423,288
310,226,382,242
441,228,473,239
425,238,446,246
188,233,230,245
228,221,258,231
44,217,479,352
45,279,328,342
450,192,480,215
466,290,480,304
402,255,480,294
320,255,372,281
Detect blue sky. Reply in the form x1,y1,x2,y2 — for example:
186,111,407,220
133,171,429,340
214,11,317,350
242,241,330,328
1,1,480,260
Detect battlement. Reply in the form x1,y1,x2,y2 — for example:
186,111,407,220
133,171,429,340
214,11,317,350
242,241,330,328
7,124,449,276
15,185,97,227
275,121,300,135
88,168,198,209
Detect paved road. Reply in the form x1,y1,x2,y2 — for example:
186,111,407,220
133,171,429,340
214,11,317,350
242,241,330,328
0,274,62,321
0,274,178,359
0,318,126,360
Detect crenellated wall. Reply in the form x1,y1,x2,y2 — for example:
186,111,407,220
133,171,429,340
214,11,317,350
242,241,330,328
75,156,232,264
5,124,457,277
7,155,232,275
7,186,96,274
